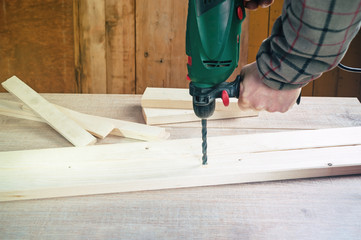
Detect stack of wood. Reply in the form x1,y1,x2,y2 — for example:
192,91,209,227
141,87,258,125
0,76,170,145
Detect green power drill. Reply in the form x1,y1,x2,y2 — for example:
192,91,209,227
186,0,246,164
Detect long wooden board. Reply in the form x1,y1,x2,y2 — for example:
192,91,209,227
1,127,361,202
0,99,170,141
2,76,96,146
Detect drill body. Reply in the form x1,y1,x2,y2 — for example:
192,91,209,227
186,0,246,118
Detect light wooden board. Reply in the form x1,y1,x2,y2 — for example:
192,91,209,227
1,76,96,146
0,99,114,139
142,107,258,125
1,127,361,202
141,87,241,111
0,99,170,141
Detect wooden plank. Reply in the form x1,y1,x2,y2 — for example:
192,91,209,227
0,0,76,93
0,99,113,139
141,87,241,111
78,0,107,93
1,127,361,202
105,0,136,94
0,99,170,141
0,100,44,122
2,76,96,146
135,0,188,93
142,107,258,125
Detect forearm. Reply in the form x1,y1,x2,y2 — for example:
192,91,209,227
256,0,361,90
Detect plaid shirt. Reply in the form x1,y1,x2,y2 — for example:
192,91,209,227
257,0,361,90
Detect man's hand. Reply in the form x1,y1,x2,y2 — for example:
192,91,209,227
244,0,274,10
238,62,301,113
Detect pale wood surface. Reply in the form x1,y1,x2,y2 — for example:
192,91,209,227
142,107,258,125
0,99,169,141
1,127,361,202
141,87,258,125
2,77,96,146
1,93,361,239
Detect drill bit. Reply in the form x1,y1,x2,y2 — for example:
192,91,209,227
201,119,208,165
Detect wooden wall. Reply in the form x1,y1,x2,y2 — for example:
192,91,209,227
1,0,360,100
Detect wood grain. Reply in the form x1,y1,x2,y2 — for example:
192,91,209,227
77,0,107,93
1,127,361,202
105,0,136,94
0,93,360,239
0,98,169,141
1,93,360,150
135,0,188,93
0,0,76,93
247,7,270,63
141,87,241,111
0,99,113,139
2,76,96,146
142,107,258,125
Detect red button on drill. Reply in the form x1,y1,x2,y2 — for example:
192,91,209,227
222,90,229,107
187,56,192,66
237,6,244,20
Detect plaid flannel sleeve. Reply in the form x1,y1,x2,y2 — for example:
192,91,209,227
256,0,361,90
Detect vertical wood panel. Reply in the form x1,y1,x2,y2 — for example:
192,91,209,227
336,31,361,100
247,8,269,63
268,0,283,33
135,0,188,94
0,0,76,93
312,70,339,97
77,0,107,93
312,32,361,100
105,0,135,94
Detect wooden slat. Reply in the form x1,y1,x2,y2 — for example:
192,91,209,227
0,100,115,139
78,0,107,93
1,127,361,202
0,99,170,141
105,0,136,94
2,76,96,146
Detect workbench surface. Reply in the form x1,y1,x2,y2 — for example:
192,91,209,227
1,93,361,240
